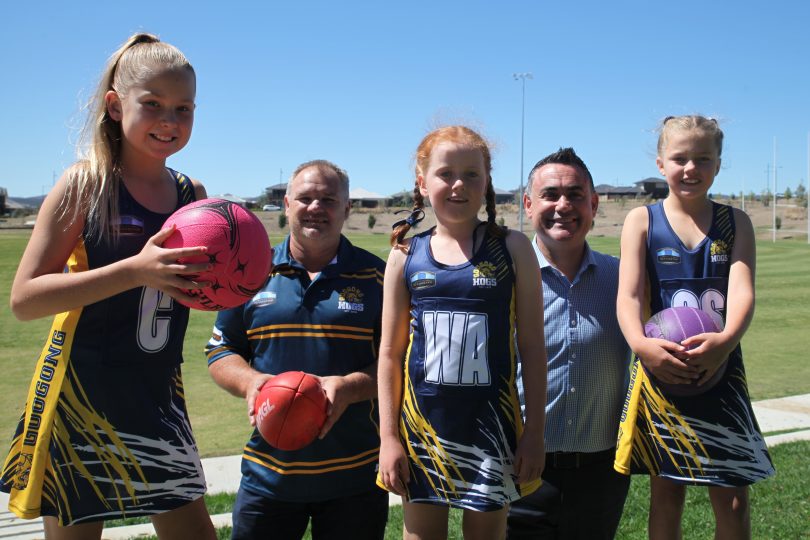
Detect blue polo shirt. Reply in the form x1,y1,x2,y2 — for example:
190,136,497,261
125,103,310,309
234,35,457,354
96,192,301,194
205,234,385,502
518,239,631,453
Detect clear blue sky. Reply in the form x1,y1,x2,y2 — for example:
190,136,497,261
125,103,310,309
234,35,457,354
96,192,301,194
2,1,809,200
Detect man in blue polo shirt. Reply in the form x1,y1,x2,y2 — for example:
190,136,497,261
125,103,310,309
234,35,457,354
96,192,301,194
508,148,631,539
205,160,388,540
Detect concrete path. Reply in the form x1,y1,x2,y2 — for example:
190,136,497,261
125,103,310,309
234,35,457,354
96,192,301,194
2,394,808,539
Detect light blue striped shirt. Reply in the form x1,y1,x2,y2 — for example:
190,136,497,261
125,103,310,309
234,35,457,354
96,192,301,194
518,238,631,453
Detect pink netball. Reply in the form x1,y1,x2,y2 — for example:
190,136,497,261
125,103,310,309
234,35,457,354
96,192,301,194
643,306,727,397
162,198,273,311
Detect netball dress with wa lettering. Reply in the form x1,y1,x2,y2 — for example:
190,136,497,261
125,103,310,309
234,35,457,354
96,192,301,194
392,227,540,511
0,170,207,525
614,201,774,486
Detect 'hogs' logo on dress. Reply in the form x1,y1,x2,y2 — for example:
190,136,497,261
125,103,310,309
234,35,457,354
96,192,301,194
338,286,364,312
656,247,681,264
710,240,729,263
410,271,437,290
472,262,497,287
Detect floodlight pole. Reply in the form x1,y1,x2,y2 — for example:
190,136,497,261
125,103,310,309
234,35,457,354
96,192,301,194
772,137,777,243
513,72,532,233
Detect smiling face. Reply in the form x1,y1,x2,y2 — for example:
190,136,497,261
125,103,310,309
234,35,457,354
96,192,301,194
656,128,721,201
525,163,598,249
285,165,350,248
105,65,196,163
418,141,488,226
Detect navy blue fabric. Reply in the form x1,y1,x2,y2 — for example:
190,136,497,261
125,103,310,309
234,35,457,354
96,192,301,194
206,235,385,502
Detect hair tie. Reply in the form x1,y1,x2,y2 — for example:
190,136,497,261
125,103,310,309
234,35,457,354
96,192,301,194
392,208,425,230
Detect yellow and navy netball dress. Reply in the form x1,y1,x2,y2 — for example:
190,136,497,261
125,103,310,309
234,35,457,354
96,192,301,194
615,202,774,486
0,170,207,525
396,226,540,510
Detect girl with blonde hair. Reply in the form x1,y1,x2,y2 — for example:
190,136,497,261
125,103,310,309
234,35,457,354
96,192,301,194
1,33,216,539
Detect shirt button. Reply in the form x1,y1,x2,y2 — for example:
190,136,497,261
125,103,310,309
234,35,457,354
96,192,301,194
567,419,573,425
570,320,577,327
570,387,576,393
571,353,577,359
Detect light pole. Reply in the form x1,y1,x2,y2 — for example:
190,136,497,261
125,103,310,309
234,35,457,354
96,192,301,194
514,72,532,233
773,137,777,243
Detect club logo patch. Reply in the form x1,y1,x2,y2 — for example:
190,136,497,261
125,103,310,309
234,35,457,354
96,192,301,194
472,261,498,288
710,240,729,263
115,215,144,236
410,271,437,290
656,247,681,264
338,286,365,312
252,291,277,307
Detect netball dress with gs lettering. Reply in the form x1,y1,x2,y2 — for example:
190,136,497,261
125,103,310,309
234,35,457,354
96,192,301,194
614,201,774,486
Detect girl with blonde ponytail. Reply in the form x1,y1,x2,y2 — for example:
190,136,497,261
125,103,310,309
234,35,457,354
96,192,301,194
2,33,216,539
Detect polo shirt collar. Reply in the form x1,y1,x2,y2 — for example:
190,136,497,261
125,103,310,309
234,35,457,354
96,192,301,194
273,234,354,275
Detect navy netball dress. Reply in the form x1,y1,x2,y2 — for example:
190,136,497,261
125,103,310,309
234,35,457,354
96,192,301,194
396,226,540,510
615,202,774,486
1,170,207,525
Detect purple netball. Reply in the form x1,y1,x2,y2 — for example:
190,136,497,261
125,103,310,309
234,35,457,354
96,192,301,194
643,306,726,397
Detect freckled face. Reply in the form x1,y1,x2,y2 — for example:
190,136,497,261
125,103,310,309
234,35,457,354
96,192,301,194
418,142,488,224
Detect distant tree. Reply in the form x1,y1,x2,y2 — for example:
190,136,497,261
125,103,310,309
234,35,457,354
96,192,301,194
278,213,287,229
367,214,376,230
796,181,807,208
761,189,772,207
390,191,414,207
775,216,782,230
796,180,807,200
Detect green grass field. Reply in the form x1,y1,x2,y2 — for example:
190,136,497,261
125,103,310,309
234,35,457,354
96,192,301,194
1,231,808,457
127,441,810,539
2,229,809,538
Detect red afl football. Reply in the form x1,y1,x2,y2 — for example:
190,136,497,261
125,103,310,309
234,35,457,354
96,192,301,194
254,371,329,451
643,306,727,397
161,198,272,311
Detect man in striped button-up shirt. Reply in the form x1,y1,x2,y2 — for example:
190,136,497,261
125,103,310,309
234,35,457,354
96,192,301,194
508,148,631,540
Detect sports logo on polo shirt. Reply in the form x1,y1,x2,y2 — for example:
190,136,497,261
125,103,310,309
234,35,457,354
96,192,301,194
472,261,497,288
338,286,364,313
209,326,224,346
710,240,729,263
252,291,277,307
656,247,681,264
410,271,436,290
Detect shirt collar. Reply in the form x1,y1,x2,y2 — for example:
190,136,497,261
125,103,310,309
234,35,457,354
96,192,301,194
273,234,350,272
531,234,596,280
